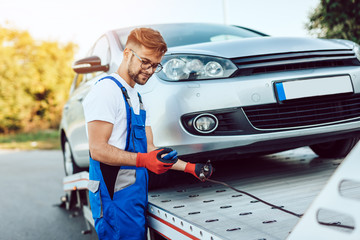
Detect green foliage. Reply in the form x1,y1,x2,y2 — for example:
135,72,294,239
0,24,77,133
307,0,360,43
0,129,60,150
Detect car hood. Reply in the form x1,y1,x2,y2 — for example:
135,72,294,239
166,37,353,58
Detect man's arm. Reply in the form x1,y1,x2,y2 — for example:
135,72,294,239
88,121,178,174
145,126,187,171
88,120,137,166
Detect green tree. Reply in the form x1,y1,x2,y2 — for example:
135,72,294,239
0,25,77,133
307,0,360,43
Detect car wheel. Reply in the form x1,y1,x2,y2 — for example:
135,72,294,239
62,137,82,176
310,137,359,158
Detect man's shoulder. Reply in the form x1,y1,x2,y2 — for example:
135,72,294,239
91,77,123,96
83,77,124,107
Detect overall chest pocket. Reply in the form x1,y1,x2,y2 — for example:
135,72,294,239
88,180,102,219
133,124,146,139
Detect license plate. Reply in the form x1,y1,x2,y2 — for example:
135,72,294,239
275,75,353,102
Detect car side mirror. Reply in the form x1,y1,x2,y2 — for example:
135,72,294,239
72,56,109,74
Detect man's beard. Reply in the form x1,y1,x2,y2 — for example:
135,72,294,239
128,58,151,85
128,69,151,85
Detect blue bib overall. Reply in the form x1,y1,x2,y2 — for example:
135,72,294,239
87,76,148,240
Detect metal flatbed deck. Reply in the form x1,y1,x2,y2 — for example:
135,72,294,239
63,146,360,239
148,147,347,240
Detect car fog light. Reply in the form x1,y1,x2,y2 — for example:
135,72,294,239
193,114,218,133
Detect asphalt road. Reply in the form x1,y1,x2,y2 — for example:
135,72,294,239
0,150,98,240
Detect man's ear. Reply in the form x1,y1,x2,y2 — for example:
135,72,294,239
123,48,131,59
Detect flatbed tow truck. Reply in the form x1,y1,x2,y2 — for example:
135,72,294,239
62,145,360,240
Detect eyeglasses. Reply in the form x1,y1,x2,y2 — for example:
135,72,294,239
130,49,163,73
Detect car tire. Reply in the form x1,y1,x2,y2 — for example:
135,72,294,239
310,137,359,158
62,137,83,176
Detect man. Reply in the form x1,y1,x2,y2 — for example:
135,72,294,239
83,27,213,240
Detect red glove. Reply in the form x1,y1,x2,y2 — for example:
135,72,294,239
136,148,178,174
184,161,214,181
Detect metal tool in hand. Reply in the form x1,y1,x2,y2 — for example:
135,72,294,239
199,160,211,181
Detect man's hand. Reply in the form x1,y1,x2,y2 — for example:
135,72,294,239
136,148,178,174
184,161,214,181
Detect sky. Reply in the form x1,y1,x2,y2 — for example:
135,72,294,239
0,0,320,58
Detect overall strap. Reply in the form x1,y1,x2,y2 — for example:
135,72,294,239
96,76,133,108
96,75,144,151
96,76,132,150
137,93,145,111
96,76,144,109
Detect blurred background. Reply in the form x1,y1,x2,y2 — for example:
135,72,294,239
0,0,359,150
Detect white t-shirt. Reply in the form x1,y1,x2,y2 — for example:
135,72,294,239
82,73,151,150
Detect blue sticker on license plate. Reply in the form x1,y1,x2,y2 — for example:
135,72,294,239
275,82,286,101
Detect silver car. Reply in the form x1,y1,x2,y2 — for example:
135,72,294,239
60,23,360,177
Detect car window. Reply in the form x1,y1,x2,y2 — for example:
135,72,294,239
210,35,243,42
91,35,110,64
69,74,85,94
116,23,265,49
86,35,111,79
74,74,85,89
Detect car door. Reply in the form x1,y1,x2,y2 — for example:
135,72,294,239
64,35,111,167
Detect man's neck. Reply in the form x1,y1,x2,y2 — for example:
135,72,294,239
116,66,135,88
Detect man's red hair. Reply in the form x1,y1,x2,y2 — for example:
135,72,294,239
126,28,167,55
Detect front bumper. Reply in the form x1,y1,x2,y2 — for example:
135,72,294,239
175,122,360,159
139,66,360,158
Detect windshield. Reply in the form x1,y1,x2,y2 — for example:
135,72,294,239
115,23,265,49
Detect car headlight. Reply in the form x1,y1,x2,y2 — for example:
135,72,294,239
157,55,237,81
353,43,360,62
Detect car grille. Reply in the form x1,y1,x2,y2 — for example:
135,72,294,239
243,94,360,130
212,110,243,132
231,50,360,76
